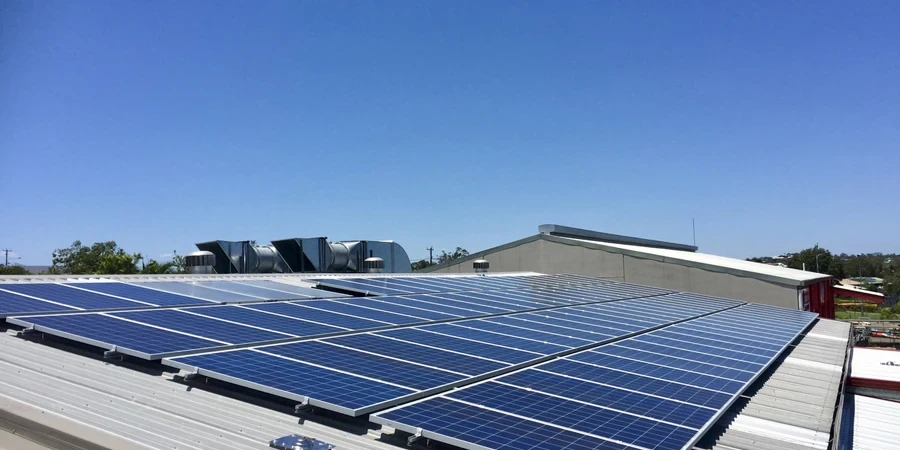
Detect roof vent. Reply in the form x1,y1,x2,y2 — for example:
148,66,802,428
473,258,489,274
363,256,385,273
185,250,216,274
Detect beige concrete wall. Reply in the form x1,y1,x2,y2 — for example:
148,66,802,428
622,255,797,308
429,239,547,274
430,238,799,309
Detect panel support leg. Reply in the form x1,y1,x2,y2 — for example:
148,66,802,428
103,346,123,360
408,428,423,446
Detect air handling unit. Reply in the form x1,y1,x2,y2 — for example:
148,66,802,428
196,238,411,274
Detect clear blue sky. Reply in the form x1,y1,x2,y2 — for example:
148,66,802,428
2,1,898,265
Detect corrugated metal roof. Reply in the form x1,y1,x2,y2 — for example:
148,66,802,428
556,236,832,285
840,394,900,450
0,331,402,450
850,347,900,384
699,319,851,450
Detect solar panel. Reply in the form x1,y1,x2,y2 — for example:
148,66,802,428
0,288,78,317
311,274,614,296
66,282,218,307
234,280,348,299
371,303,817,450
0,280,321,318
165,292,742,416
126,281,262,302
10,280,671,359
0,283,151,312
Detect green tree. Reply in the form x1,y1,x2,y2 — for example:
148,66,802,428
0,265,31,275
140,250,187,274
785,245,840,276
884,261,900,298
438,247,469,264
50,240,140,274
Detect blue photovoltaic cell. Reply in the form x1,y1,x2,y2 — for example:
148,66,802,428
368,295,486,316
0,284,146,310
453,319,591,347
643,331,778,358
328,333,509,376
623,338,768,369
490,315,621,341
372,301,816,450
376,397,630,450
113,309,288,344
377,328,541,364
185,305,346,336
496,370,716,429
294,300,425,324
312,278,412,296
0,289,75,316
244,302,387,330
347,298,461,320
536,310,647,332
402,294,502,314
20,314,218,356
446,382,697,450
68,282,216,306
585,346,756,383
433,292,539,311
192,281,304,300
661,325,784,352
262,341,465,390
130,282,258,302
551,356,744,393
536,360,733,409
424,323,571,354
235,280,347,298
175,350,415,410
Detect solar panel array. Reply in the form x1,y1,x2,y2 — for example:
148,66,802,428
371,303,817,450
8,281,671,359
3,273,819,450
165,292,742,415
311,274,602,296
0,280,345,318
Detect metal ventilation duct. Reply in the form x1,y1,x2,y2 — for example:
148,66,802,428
270,238,411,273
196,237,412,274
195,240,291,274
185,250,215,274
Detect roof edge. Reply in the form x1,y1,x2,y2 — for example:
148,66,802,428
538,224,698,252
544,235,832,287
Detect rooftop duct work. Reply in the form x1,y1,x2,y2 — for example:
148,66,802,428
184,250,215,274
196,238,411,274
270,238,410,274
195,240,291,274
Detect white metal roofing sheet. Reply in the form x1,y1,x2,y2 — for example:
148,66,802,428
0,333,400,450
850,347,900,383
846,394,900,450
559,236,832,284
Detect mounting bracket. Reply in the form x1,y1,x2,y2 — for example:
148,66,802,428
294,397,312,414
407,428,423,446
103,346,123,359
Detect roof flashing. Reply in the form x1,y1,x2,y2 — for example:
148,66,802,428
538,224,698,252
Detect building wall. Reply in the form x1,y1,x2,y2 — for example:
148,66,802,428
430,239,799,309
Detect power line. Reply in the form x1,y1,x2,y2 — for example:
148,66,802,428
2,249,20,267
426,247,434,265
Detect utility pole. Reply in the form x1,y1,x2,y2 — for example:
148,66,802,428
2,249,14,267
426,247,434,265
815,243,820,273
692,219,696,247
